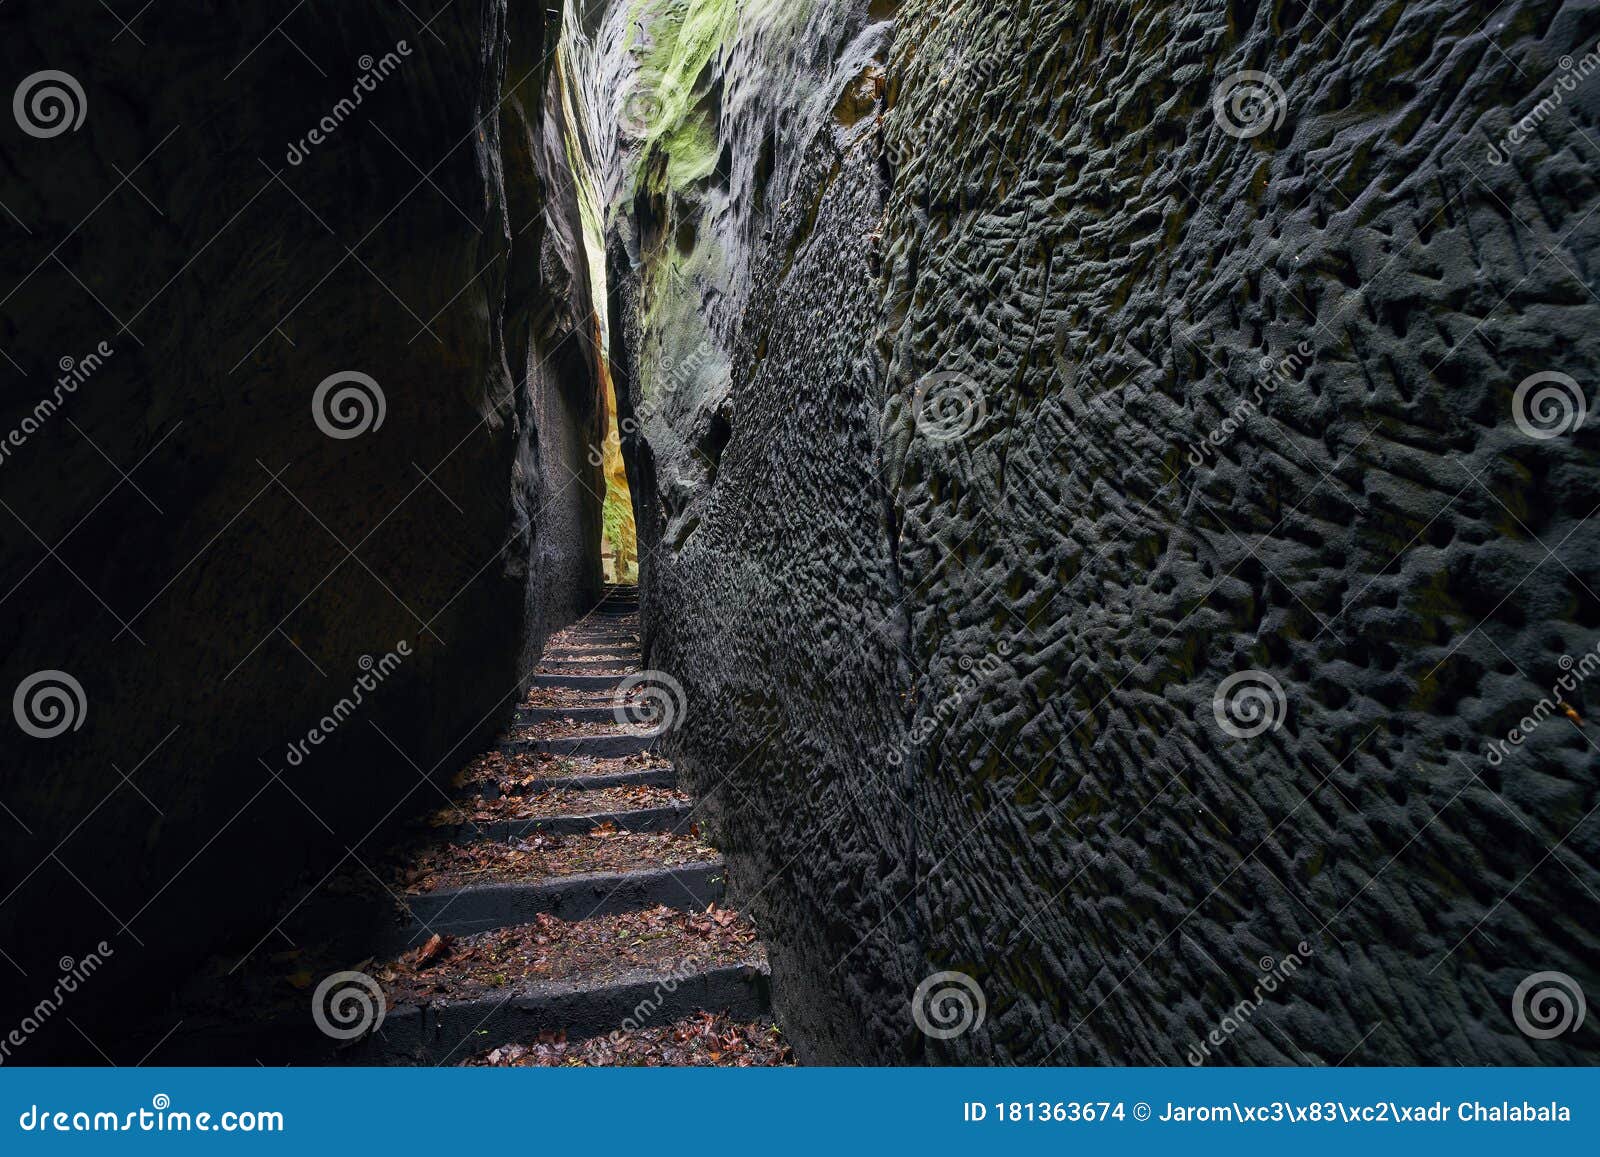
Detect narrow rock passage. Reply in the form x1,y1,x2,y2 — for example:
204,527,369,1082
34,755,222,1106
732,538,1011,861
355,587,790,1066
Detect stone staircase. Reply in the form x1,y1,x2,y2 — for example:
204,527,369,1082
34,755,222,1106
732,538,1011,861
139,588,786,1067
343,586,783,1065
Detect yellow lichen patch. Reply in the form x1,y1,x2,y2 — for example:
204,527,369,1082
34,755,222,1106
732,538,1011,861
599,346,639,584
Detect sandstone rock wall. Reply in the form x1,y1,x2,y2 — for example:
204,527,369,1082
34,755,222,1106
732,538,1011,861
575,0,1600,1064
0,1,603,1057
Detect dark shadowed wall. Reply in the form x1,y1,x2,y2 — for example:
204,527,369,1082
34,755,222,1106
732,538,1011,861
0,1,604,1059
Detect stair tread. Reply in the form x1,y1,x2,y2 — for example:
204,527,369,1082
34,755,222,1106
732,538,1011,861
401,830,718,895
381,904,763,1008
463,1012,792,1068
430,782,693,842
398,861,727,945
456,749,670,791
530,673,631,690
432,783,689,827
446,806,693,842
517,705,652,726
501,734,657,760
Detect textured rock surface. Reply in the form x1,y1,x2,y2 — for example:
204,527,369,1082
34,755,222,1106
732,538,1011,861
572,0,1600,1064
0,2,604,1058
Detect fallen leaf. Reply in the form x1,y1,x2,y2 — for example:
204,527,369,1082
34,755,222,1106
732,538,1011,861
413,933,455,967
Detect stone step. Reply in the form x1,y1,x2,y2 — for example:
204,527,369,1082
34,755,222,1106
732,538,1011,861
551,634,639,647
400,861,724,945
502,733,657,759
493,765,677,795
536,661,635,674
517,705,649,726
346,962,769,1066
531,672,630,691
448,803,694,843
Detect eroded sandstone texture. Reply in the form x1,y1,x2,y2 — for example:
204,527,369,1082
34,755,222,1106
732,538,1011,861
571,0,1600,1063
0,3,604,1057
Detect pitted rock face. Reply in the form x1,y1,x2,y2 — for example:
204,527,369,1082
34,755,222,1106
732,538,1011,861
571,0,1600,1064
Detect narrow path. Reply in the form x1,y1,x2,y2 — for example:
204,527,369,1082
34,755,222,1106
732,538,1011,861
351,587,790,1066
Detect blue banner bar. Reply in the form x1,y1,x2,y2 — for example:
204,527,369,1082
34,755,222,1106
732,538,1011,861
1,1068,1594,1152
